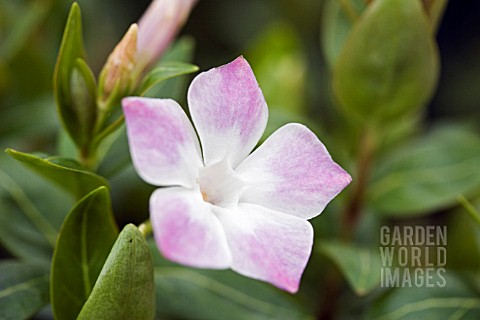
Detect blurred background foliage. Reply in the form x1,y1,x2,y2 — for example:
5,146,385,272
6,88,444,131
1,0,480,319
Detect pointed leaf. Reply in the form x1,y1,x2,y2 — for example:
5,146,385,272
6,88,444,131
54,3,97,149
0,154,71,262
369,124,480,216
151,241,310,320
137,61,198,96
51,187,118,320
333,0,439,123
154,268,311,320
0,260,50,320
77,224,155,320
6,148,109,199
422,0,448,33
318,240,381,296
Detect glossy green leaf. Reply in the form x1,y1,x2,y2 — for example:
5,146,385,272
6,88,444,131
0,170,58,261
6,148,109,199
369,124,480,216
77,224,155,320
332,0,439,123
368,273,480,319
154,268,310,320
0,153,70,262
137,61,198,96
151,241,310,320
53,2,96,149
0,260,50,320
51,187,118,320
321,0,366,68
318,240,381,296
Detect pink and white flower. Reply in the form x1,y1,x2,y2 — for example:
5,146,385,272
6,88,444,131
122,57,351,293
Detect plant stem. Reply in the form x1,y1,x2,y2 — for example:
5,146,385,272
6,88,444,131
458,195,480,225
318,127,377,319
342,127,376,240
139,220,153,238
318,268,342,320
79,145,97,171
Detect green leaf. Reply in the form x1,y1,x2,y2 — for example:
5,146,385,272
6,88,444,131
318,240,381,296
96,125,132,178
321,0,366,68
54,2,96,149
0,260,50,320
0,170,58,261
154,268,310,320
0,1,52,61
137,61,199,96
369,124,480,216
332,0,439,123
151,241,310,320
422,0,448,33
0,152,71,262
143,36,196,100
6,148,109,199
51,187,118,320
368,273,480,319
77,224,155,320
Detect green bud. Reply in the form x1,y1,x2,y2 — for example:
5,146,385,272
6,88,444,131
54,3,97,150
332,0,440,124
69,58,97,149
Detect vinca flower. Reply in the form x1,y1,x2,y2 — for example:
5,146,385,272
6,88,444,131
123,57,351,292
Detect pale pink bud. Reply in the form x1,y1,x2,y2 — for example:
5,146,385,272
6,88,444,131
137,0,197,71
99,24,138,104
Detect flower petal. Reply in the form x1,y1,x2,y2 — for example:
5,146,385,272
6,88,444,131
150,187,231,268
214,203,313,293
236,123,352,219
123,97,202,188
188,56,268,167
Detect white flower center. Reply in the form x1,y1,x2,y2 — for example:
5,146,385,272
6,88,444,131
198,159,244,208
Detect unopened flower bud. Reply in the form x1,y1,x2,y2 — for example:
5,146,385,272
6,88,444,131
136,0,197,73
98,23,138,105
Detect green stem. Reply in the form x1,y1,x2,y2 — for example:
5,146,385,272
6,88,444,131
139,220,153,238
92,115,125,150
79,145,97,171
341,127,376,240
458,195,480,225
318,127,377,320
